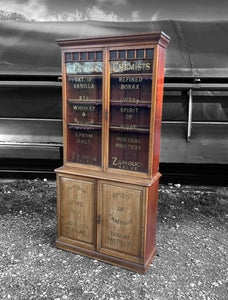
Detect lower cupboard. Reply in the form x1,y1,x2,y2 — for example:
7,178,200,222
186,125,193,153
55,167,160,273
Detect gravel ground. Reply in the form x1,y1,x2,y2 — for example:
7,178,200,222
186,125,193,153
0,178,227,300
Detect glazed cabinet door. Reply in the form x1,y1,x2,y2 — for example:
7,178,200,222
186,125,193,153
98,181,146,263
57,175,96,250
108,47,154,176
64,50,104,168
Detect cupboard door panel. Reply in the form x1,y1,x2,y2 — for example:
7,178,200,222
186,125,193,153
99,181,145,263
59,176,96,250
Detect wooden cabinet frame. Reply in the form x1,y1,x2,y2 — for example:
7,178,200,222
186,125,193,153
56,32,169,273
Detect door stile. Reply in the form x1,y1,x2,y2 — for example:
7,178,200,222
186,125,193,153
103,47,110,172
141,187,148,263
95,178,100,251
62,51,68,165
148,45,159,178
97,180,102,252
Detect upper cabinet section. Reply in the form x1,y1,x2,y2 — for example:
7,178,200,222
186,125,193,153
57,32,170,177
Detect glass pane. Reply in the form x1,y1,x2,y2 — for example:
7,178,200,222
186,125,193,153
80,52,87,61
88,52,95,60
65,58,103,167
119,50,126,59
110,51,117,60
73,52,79,61
127,50,135,59
146,49,154,59
136,49,144,59
96,51,103,60
65,53,72,61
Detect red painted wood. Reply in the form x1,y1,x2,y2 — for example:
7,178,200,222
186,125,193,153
153,47,166,176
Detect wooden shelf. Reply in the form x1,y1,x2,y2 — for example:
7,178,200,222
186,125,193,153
109,124,149,133
67,99,102,105
68,123,102,130
110,100,151,107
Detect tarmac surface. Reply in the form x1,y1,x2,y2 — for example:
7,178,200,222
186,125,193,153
0,178,227,299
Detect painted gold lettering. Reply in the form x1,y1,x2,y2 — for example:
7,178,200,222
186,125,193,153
118,77,143,83
116,137,141,144
109,214,133,226
120,107,139,114
120,97,139,104
112,156,118,166
111,61,152,73
107,237,132,249
111,157,144,170
73,105,96,111
75,132,93,139
115,143,127,149
77,138,91,145
66,221,88,230
73,83,95,89
79,96,89,100
120,84,139,90
110,231,130,240
76,154,97,164
125,114,133,120
120,124,137,130
113,192,129,200
66,184,86,194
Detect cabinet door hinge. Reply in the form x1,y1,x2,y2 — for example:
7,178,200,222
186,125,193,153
104,111,108,119
97,214,101,224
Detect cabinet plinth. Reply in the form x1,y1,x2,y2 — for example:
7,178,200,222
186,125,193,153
56,32,170,273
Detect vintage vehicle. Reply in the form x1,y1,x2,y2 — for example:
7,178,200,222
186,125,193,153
0,20,227,183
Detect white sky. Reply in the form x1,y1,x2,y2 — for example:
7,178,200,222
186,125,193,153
1,0,228,21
